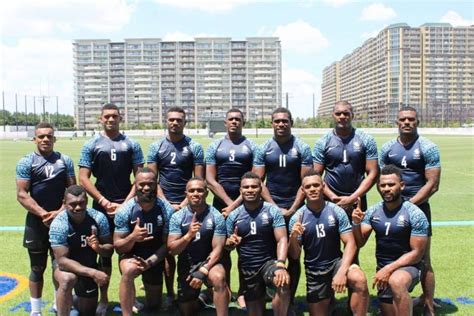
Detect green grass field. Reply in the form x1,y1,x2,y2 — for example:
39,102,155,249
0,133,473,315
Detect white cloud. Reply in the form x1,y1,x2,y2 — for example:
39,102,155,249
322,0,351,8
1,38,74,114
152,0,259,13
1,0,136,37
440,10,473,27
270,20,330,55
282,66,320,118
360,3,396,21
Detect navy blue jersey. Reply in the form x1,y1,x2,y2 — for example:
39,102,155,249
226,202,286,271
289,202,351,271
363,201,429,268
313,129,378,196
253,136,312,208
49,208,110,268
380,136,441,199
206,136,257,200
79,134,144,202
115,198,174,259
169,206,226,265
16,152,75,211
147,136,204,203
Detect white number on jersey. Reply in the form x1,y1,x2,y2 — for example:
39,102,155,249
170,152,177,165
195,231,201,241
315,224,326,238
401,156,407,168
44,165,54,178
279,154,287,167
111,149,117,161
145,223,153,234
384,222,391,236
229,149,236,162
250,221,257,235
342,149,348,163
80,235,87,247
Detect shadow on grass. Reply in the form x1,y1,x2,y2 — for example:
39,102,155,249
105,294,459,315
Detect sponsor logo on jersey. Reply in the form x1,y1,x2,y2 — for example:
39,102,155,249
413,148,421,159
261,212,269,225
328,215,336,226
182,146,190,157
289,148,298,158
206,218,214,229
397,215,406,226
157,215,163,226
353,141,361,152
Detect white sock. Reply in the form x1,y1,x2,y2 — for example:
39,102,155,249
30,297,42,313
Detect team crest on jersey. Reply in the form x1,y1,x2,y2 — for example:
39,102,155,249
261,212,269,225
328,215,336,226
413,148,421,159
56,159,64,167
157,215,163,226
353,141,361,152
242,145,249,154
206,218,213,229
121,142,128,150
182,147,190,157
397,215,406,226
289,148,298,158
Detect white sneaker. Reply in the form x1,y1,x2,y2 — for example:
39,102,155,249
132,299,144,313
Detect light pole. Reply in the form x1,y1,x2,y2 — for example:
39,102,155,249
135,95,140,129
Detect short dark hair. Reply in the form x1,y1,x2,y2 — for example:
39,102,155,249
64,185,86,198
380,164,403,181
302,169,322,180
167,106,186,118
35,122,54,131
333,100,353,114
271,107,293,125
186,176,207,188
136,167,157,178
101,103,120,115
241,171,261,182
226,108,244,120
399,106,417,114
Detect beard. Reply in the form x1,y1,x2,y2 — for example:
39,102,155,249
137,190,156,204
383,191,401,203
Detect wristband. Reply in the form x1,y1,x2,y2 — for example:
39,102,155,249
276,259,286,264
352,222,361,227
191,270,206,281
98,197,105,205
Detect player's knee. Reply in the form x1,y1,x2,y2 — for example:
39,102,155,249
209,270,226,291
121,262,139,279
29,265,46,282
388,276,408,295
58,272,78,290
348,269,368,293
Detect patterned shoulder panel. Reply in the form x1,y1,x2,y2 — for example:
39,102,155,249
209,206,226,236
312,132,333,164
355,129,378,160
418,136,441,169
87,208,110,237
403,201,429,236
125,136,145,166
146,138,165,164
265,202,286,228
253,138,273,166
294,136,313,166
362,201,384,226
205,137,225,165
16,153,34,180
169,208,186,236
187,136,205,165
114,199,136,233
49,210,71,247
327,202,352,233
78,135,101,168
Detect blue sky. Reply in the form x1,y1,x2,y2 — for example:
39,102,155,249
1,0,472,118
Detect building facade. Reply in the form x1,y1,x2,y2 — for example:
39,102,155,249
319,23,473,124
73,37,281,129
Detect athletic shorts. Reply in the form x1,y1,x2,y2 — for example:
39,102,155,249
177,260,211,303
75,275,99,299
417,202,432,236
23,212,51,250
377,266,420,304
305,259,342,303
240,260,281,301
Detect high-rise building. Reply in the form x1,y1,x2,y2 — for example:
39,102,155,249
73,37,281,129
319,23,473,124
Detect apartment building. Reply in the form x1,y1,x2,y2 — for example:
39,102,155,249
319,23,473,124
73,37,281,129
